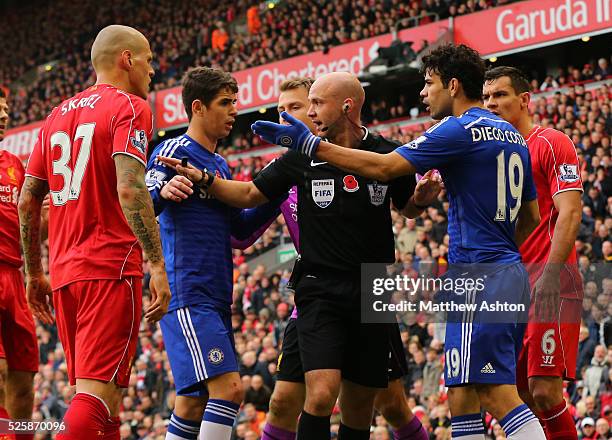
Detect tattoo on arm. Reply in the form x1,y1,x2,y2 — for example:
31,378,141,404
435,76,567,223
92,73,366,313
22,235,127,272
18,177,49,277
114,155,165,265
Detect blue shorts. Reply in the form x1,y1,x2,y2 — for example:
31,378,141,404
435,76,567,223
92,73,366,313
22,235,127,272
442,262,529,386
160,303,238,396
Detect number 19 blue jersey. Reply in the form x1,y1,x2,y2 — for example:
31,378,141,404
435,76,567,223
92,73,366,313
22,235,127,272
395,107,537,264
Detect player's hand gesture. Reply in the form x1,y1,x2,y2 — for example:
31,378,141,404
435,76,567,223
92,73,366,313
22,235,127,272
156,156,204,184
160,175,194,202
252,112,321,157
414,169,443,206
146,266,171,323
26,273,54,325
533,267,560,323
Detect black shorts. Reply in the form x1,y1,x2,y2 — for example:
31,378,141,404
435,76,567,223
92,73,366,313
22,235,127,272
277,316,408,384
276,318,304,383
295,271,392,388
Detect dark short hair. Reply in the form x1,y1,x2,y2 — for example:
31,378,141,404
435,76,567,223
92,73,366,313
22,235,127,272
484,66,530,94
279,77,314,93
0,87,6,99
421,44,485,101
182,67,238,121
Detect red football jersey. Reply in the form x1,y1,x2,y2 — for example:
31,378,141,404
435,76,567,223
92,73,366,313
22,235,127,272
0,150,25,268
25,84,153,290
519,125,583,296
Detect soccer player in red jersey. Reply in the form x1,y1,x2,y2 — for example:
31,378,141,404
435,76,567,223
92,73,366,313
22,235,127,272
0,88,38,440
484,66,583,440
18,25,171,440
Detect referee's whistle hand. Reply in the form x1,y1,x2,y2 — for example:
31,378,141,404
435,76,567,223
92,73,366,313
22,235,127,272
160,175,194,203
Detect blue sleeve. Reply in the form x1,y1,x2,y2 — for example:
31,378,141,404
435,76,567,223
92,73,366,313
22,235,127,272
522,150,538,202
216,158,289,241
229,194,288,241
146,142,176,216
394,117,467,174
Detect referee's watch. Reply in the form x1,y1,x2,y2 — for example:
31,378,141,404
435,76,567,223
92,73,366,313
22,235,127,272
195,168,216,190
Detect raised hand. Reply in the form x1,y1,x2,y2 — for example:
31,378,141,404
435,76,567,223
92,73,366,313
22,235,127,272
251,111,321,157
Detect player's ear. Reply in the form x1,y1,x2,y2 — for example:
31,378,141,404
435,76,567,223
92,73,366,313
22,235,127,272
448,78,459,98
192,99,205,118
120,50,133,70
520,91,531,110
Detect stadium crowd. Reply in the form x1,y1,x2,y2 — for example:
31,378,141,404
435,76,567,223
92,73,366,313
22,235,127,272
18,62,611,439
0,0,522,129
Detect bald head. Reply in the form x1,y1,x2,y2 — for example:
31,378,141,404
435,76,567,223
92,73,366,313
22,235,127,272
91,25,149,72
311,72,365,112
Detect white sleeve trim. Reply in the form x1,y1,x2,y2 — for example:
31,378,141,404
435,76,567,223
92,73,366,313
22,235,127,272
24,173,48,181
552,187,584,197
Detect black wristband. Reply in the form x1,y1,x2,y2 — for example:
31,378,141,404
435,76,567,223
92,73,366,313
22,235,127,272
196,168,215,190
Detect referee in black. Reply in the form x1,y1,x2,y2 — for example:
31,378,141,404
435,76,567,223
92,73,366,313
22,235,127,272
158,71,440,439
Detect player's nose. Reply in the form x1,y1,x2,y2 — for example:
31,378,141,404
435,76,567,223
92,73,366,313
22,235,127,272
307,104,315,118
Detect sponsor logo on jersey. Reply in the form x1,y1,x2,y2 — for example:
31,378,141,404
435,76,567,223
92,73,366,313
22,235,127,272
343,175,359,192
311,179,334,208
130,129,148,154
367,183,388,206
480,363,496,374
559,164,579,182
208,348,224,365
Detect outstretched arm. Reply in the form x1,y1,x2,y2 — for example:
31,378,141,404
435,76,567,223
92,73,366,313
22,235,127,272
156,156,269,208
251,112,417,182
316,142,416,182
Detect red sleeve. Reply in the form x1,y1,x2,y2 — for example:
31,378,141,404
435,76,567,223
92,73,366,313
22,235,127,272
539,130,583,199
111,92,153,166
25,125,47,180
14,156,25,188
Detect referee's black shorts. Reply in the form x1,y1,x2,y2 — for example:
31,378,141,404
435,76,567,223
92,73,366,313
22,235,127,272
276,316,408,384
294,269,394,388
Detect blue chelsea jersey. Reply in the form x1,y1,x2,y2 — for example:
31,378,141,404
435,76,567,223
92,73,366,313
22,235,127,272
395,107,537,264
146,134,282,311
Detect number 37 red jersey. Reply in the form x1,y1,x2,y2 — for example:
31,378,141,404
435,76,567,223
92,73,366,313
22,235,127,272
26,84,153,290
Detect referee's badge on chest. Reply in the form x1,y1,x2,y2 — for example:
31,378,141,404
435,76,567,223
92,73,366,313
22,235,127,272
311,179,335,208
367,183,388,206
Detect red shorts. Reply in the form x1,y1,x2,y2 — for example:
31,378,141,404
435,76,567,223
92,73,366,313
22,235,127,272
54,277,142,388
516,297,581,390
0,266,38,372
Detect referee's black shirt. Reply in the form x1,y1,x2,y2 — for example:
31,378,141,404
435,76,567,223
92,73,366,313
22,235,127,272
253,128,416,272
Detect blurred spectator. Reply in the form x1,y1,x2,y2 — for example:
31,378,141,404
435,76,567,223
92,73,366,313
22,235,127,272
584,345,609,398
212,21,229,51
581,417,597,439
243,374,272,412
